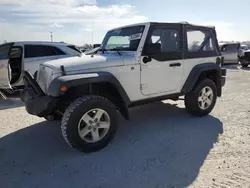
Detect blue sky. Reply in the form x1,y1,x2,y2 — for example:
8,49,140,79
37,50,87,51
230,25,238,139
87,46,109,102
0,0,249,45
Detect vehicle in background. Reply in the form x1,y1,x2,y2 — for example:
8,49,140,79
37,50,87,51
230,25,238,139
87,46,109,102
219,42,240,65
238,44,249,61
239,49,250,67
84,47,100,55
0,41,82,92
81,44,101,54
93,44,101,48
239,44,248,51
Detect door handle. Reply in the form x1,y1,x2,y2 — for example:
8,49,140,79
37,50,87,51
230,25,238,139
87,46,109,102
169,63,181,67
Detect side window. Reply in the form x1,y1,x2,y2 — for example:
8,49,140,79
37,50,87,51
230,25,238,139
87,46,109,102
150,28,180,52
25,45,66,58
0,43,13,59
187,30,215,52
224,44,239,51
185,27,219,58
67,45,82,53
10,47,22,58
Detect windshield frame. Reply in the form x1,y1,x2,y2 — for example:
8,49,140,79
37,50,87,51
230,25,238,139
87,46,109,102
100,25,146,52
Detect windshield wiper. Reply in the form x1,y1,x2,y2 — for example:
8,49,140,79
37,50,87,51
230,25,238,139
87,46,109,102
109,47,122,56
99,47,122,56
98,48,106,54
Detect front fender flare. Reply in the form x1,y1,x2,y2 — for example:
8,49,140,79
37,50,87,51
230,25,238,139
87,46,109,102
47,72,131,106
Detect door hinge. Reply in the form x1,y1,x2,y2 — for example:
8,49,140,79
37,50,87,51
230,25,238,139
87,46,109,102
140,84,147,90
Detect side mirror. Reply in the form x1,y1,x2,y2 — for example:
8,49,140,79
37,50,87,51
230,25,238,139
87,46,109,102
93,44,101,48
144,43,161,55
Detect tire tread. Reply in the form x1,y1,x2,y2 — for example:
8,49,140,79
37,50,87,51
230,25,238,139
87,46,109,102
61,95,115,152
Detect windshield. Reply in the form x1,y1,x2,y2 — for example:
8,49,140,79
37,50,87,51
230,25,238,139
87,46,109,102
100,25,145,51
241,45,248,50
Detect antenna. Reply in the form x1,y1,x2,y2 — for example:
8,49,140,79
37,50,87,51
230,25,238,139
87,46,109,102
50,31,53,42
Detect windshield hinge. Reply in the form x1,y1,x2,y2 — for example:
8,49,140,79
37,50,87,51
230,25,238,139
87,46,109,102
140,84,147,90
60,65,66,76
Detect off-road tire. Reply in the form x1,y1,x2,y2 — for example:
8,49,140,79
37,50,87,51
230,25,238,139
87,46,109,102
185,79,217,117
61,95,118,153
241,63,249,68
44,113,62,121
240,60,249,68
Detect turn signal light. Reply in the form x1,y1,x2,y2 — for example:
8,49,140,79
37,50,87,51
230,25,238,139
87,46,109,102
60,85,68,92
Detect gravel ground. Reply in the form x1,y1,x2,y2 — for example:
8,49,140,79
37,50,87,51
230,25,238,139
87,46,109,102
0,65,250,188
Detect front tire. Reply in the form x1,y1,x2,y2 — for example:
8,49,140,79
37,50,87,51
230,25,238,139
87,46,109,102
241,63,249,68
44,113,62,121
61,95,118,153
185,79,217,117
240,60,249,67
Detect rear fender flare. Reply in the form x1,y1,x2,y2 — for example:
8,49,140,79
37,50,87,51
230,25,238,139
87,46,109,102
181,63,222,94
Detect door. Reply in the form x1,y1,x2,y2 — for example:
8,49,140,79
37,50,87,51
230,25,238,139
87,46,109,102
140,25,183,95
23,45,67,75
0,43,14,89
221,43,240,64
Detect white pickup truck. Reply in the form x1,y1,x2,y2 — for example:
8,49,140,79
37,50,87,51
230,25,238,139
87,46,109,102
19,22,226,153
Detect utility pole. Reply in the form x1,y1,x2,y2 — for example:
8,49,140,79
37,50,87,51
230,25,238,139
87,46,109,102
50,31,53,42
92,31,94,46
0,21,2,44
91,21,94,46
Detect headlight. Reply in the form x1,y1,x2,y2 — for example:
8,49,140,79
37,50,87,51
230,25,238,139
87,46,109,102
37,65,53,93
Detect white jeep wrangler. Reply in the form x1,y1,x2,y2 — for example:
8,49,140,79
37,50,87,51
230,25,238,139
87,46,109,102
20,22,226,153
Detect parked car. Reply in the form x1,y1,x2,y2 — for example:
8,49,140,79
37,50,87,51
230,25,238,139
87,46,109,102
239,49,250,67
0,41,82,91
238,44,248,57
20,21,226,153
84,47,100,55
219,42,240,65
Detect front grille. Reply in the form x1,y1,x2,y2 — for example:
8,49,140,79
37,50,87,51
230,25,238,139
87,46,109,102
244,52,250,61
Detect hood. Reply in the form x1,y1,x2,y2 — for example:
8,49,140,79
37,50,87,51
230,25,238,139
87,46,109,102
42,53,124,73
244,49,250,53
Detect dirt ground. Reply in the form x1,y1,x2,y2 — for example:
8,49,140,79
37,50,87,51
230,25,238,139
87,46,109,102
0,65,250,188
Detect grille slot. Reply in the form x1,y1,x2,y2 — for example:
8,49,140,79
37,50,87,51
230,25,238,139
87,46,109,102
244,52,250,61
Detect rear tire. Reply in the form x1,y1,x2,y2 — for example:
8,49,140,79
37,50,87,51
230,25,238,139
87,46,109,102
185,79,217,117
241,60,249,67
61,95,118,153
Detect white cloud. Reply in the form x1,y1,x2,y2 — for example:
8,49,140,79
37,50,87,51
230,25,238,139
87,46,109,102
50,23,64,28
0,1,147,44
199,22,235,41
0,0,96,6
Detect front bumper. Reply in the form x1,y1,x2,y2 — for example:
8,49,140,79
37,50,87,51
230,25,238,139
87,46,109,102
221,68,226,87
221,77,226,87
20,71,58,117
